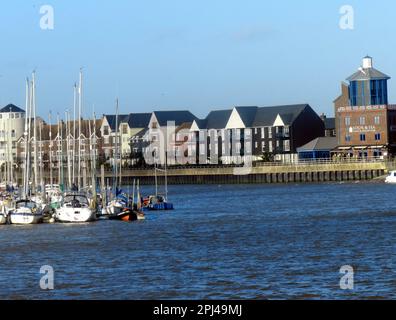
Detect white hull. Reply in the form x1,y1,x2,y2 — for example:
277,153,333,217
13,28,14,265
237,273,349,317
10,213,43,225
106,201,125,215
0,214,7,225
55,207,96,223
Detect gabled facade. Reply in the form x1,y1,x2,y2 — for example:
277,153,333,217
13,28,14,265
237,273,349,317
145,110,198,165
190,104,324,165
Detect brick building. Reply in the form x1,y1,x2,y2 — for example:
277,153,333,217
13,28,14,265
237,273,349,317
333,56,396,159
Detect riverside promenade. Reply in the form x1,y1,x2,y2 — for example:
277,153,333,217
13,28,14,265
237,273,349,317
110,159,394,185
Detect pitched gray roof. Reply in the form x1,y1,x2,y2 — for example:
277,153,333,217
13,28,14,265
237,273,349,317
297,137,338,152
204,109,233,129
104,114,129,131
127,113,151,128
346,67,390,81
0,104,25,113
252,104,308,127
153,110,198,126
234,106,258,127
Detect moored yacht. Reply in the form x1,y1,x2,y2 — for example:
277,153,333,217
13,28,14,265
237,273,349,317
9,200,43,225
55,194,96,223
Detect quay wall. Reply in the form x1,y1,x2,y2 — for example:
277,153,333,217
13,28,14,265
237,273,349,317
107,161,388,185
19,161,394,185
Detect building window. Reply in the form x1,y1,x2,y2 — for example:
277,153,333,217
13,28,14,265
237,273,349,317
268,141,273,153
284,140,290,152
359,117,365,125
375,133,381,141
103,126,109,136
345,117,351,126
360,134,366,141
345,135,351,142
268,127,272,139
255,142,258,149
122,125,128,134
374,116,380,125
261,128,265,139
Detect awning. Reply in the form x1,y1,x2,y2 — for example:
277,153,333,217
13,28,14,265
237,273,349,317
353,146,367,150
369,146,384,149
337,147,352,150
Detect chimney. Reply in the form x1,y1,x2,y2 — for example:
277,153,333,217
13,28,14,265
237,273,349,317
362,56,373,69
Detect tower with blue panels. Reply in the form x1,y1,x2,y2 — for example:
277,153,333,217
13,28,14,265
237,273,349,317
347,56,390,107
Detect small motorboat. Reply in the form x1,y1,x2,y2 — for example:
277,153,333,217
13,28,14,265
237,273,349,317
385,171,396,184
9,199,44,225
108,207,145,222
143,195,174,211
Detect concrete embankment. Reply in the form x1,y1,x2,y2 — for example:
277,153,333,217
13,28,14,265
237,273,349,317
109,161,391,185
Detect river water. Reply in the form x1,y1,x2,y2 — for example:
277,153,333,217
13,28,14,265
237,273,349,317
0,182,395,299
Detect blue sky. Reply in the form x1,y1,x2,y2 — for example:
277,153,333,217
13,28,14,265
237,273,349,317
0,0,395,119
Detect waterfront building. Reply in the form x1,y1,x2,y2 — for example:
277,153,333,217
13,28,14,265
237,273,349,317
190,104,325,164
129,128,149,166
297,137,338,160
16,119,103,172
333,56,396,158
190,109,233,165
0,104,26,167
118,113,151,158
320,114,336,137
145,110,198,165
100,114,128,160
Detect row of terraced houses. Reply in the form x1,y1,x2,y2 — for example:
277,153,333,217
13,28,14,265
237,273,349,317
1,56,396,169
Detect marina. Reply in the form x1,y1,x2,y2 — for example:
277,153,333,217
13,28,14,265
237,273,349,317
1,182,395,299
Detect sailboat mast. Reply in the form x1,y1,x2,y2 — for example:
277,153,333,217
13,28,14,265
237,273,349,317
39,120,44,196
49,111,53,187
66,110,72,189
78,70,83,189
8,105,13,186
23,78,30,197
32,72,39,193
73,83,77,185
57,113,61,186
114,98,119,190
26,80,34,197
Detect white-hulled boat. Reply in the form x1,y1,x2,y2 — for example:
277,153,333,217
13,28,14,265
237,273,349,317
9,200,43,225
55,194,96,223
0,213,6,225
0,197,11,224
385,171,396,184
0,204,7,225
105,198,126,215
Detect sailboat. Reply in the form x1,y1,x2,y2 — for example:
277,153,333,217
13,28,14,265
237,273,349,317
143,163,174,211
55,193,96,223
105,98,128,215
9,74,44,225
108,179,145,221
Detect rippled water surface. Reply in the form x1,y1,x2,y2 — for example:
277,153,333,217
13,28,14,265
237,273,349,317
1,182,396,299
